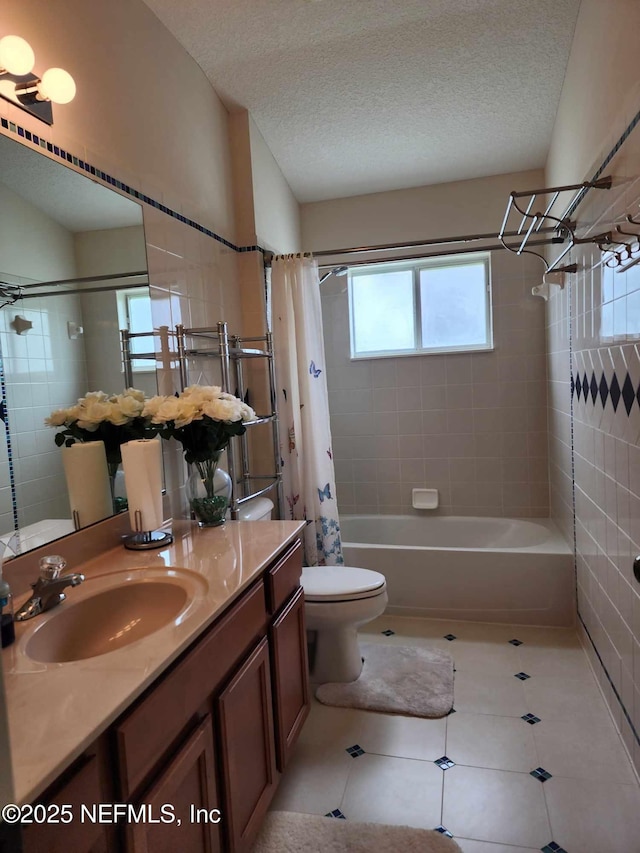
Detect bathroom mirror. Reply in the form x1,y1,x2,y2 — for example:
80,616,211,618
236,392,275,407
0,133,155,554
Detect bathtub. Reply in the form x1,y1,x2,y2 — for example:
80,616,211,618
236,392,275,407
341,515,574,627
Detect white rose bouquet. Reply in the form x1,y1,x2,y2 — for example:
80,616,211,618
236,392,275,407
46,388,156,474
143,386,256,506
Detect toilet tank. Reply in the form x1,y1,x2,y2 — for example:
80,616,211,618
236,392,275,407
237,497,274,521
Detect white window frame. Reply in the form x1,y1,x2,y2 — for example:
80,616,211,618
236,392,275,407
116,288,155,374
348,253,493,359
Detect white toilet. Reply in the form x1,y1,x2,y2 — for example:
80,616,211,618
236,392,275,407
302,565,387,683
240,497,388,683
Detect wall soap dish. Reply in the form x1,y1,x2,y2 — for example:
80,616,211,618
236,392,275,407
412,488,438,510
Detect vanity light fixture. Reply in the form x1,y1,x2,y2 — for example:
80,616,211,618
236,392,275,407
0,34,76,125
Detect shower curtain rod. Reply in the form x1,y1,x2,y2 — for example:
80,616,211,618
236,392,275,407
315,236,559,270
263,226,560,268
309,225,560,262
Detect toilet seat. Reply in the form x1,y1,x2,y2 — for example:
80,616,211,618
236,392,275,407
302,566,386,603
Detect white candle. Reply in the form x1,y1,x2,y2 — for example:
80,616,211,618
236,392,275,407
62,442,112,528
121,439,164,532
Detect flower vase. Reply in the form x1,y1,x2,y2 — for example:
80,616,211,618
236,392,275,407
185,452,232,527
107,461,128,514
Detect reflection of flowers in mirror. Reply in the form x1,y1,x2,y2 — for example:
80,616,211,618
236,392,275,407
45,389,155,469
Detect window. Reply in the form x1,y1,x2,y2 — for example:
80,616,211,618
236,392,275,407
348,254,492,358
116,288,154,372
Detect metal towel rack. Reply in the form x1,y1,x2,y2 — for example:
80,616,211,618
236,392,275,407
499,176,613,271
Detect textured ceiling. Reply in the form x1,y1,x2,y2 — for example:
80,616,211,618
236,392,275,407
143,0,581,203
0,135,142,232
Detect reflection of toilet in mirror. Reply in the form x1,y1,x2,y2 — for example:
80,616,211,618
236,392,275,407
240,497,388,684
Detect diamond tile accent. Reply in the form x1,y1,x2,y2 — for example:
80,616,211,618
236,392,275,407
514,672,531,680
509,638,523,646
434,826,454,837
599,372,609,407
575,372,582,400
610,373,621,411
530,767,552,782
346,744,365,758
622,372,636,415
325,809,346,819
381,629,395,636
590,371,598,403
435,756,456,770
447,707,457,715
521,713,541,725
581,373,589,400
443,634,457,641
541,843,568,853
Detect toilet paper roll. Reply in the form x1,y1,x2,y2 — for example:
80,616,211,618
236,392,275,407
62,442,112,529
121,439,163,532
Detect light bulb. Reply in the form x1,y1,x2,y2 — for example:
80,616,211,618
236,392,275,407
0,35,35,76
39,67,75,104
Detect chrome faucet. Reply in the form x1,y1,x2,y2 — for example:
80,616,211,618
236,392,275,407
14,555,85,622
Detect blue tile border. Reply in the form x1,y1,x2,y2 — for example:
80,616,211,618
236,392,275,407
563,107,640,221
579,612,640,749
0,117,266,259
0,339,18,533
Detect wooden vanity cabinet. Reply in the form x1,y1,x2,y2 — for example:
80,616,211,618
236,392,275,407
216,638,277,853
22,737,116,853
23,536,307,853
270,585,309,771
126,717,220,853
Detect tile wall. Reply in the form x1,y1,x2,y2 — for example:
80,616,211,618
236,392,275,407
547,103,640,775
0,291,88,531
322,249,549,517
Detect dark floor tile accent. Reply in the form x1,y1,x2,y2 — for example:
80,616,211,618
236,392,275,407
509,639,523,646
447,707,456,715
444,634,457,641
381,629,395,636
515,672,531,680
541,843,568,853
435,756,456,770
434,826,454,837
346,744,365,758
325,809,346,819
530,767,552,782
522,713,541,725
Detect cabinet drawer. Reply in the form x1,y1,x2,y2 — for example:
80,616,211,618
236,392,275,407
266,539,302,615
117,579,267,800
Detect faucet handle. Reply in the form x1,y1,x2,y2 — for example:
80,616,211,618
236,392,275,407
39,555,67,580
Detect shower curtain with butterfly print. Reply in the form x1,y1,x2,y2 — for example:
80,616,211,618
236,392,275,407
271,255,344,566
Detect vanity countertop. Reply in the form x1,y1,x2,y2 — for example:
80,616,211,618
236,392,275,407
2,519,305,805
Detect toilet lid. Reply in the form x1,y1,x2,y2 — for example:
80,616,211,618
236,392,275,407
302,566,386,602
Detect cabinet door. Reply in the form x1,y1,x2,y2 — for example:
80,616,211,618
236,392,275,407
22,754,109,853
127,717,220,853
270,586,310,771
217,637,277,853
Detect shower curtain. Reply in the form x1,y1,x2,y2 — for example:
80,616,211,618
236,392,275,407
271,254,344,566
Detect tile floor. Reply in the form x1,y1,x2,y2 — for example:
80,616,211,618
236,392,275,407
271,615,640,853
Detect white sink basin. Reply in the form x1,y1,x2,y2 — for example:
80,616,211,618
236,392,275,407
23,569,205,664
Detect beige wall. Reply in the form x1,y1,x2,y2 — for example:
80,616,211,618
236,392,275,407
302,169,544,251
2,0,237,241
305,169,550,517
544,0,640,776
546,0,640,188
249,117,301,254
